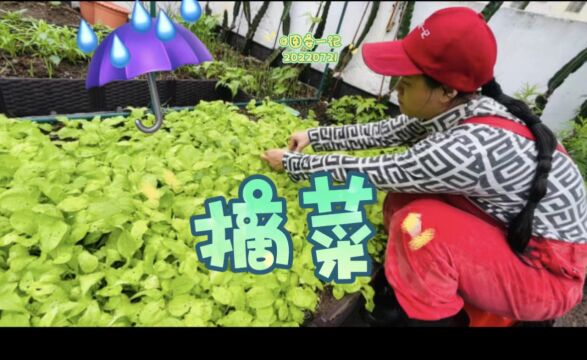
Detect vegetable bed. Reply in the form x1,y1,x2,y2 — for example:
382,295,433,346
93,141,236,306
0,99,397,327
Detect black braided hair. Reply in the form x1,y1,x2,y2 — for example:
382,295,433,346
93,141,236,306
422,75,558,254
480,78,558,253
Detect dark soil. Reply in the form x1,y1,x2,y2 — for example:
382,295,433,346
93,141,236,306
0,1,82,27
0,1,88,79
554,289,587,327
306,287,362,327
0,54,88,79
290,100,332,126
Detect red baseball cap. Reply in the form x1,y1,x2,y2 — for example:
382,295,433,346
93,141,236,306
362,7,497,92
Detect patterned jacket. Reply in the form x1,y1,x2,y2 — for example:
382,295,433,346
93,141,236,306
283,96,587,244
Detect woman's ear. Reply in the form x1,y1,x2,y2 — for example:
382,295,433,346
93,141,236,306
441,85,459,104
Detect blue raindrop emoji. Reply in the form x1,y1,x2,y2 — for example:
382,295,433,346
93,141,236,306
155,10,176,41
131,0,152,32
181,0,202,23
77,19,98,53
110,34,131,68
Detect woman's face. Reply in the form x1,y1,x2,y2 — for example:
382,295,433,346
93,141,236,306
395,75,458,120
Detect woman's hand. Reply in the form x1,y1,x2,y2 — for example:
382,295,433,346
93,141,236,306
261,149,287,171
288,130,310,152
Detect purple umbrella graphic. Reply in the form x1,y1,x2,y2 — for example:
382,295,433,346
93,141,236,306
79,0,211,133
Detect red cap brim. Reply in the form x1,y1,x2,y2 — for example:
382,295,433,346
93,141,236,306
362,40,423,76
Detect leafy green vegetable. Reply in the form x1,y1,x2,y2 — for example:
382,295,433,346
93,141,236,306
0,99,390,327
327,95,389,125
562,116,587,179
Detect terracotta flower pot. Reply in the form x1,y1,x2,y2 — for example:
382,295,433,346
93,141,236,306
79,1,130,29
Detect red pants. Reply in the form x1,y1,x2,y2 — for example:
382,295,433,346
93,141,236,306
383,192,587,322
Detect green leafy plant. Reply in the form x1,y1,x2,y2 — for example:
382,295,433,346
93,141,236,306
197,60,230,79
171,12,310,100
574,96,587,124
0,10,110,78
178,13,220,44
0,99,392,326
216,66,257,98
268,66,301,98
562,116,587,179
513,83,542,115
184,57,309,100
326,95,388,125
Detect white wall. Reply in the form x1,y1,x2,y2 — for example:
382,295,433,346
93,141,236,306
518,1,587,23
112,1,587,135
486,4,587,135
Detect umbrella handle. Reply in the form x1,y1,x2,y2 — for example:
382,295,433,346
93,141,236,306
136,72,164,134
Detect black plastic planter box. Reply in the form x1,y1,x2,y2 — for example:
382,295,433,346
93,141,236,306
305,263,382,327
0,78,252,118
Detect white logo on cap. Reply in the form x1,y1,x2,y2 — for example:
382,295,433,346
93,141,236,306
417,23,430,39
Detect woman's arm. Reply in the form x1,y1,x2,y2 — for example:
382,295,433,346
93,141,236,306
283,127,487,194
307,114,428,152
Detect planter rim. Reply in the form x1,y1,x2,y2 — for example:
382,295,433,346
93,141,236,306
93,1,130,14
0,77,218,82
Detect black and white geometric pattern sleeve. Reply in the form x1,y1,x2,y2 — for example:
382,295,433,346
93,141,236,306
283,128,488,195
306,114,428,152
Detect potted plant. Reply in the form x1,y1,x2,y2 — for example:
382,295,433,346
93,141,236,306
79,1,130,29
